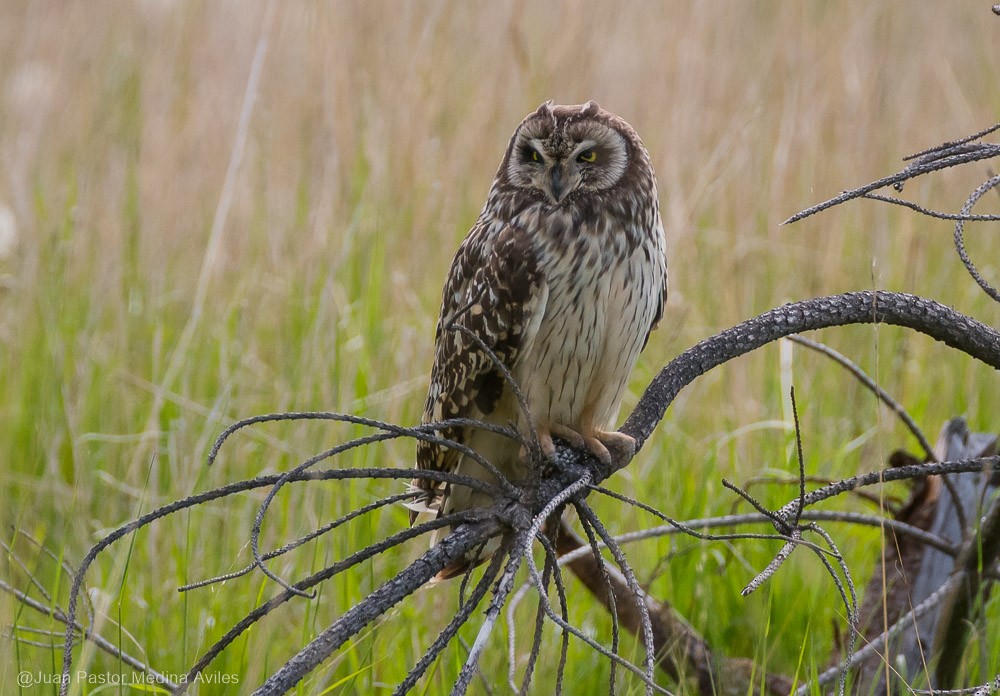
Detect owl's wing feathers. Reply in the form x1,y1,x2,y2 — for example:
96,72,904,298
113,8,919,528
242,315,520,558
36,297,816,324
642,272,668,350
409,222,545,513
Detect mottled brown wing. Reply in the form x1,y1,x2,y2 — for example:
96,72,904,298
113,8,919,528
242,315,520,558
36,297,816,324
641,270,668,351
411,221,545,510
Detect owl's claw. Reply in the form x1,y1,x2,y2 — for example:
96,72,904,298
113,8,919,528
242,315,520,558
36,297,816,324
549,423,587,450
590,430,636,469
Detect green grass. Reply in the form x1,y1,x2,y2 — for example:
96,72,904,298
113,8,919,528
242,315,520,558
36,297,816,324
2,1,999,693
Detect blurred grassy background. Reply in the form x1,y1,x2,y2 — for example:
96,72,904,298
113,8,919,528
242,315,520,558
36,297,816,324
1,1,999,693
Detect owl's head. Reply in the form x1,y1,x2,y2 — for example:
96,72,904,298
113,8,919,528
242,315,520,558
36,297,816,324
502,100,641,205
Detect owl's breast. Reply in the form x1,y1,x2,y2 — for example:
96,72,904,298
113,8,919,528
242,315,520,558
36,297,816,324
514,214,665,432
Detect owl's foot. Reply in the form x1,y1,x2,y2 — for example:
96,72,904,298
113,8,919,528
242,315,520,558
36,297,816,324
537,424,636,470
530,424,585,464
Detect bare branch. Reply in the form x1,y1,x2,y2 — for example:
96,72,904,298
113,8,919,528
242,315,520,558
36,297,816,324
783,134,1000,224
621,292,1000,457
954,174,1000,304
0,578,177,689
391,538,509,695
252,518,501,695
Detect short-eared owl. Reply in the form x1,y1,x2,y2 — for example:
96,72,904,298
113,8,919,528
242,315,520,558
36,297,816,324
410,101,668,577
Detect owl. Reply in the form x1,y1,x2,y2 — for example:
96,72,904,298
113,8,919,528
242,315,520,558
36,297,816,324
409,101,668,578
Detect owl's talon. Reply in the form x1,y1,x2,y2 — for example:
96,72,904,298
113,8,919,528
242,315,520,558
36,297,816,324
590,430,636,469
534,430,557,461
549,423,587,450
583,437,613,466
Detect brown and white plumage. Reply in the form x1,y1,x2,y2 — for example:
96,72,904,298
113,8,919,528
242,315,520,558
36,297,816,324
410,101,668,577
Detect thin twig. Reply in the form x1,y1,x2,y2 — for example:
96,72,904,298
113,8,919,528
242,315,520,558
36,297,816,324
786,334,936,460
517,524,567,696
391,539,509,695
860,193,1000,222
178,491,417,592
253,518,500,695
776,457,1000,522
576,500,657,694
554,508,958,561
783,140,1000,224
578,508,621,693
181,511,481,693
903,123,1000,161
593,485,805,547
538,531,572,696
797,574,963,695
0,578,177,689
805,523,858,696
791,386,806,527
954,174,1000,304
911,675,1000,695
57,462,490,692
243,421,516,596
451,531,527,696
740,534,799,596
738,474,903,514
448,323,543,465
722,478,791,534
518,560,675,695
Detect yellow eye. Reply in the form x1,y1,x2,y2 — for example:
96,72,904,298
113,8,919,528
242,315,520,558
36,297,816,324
577,149,598,163
521,146,543,163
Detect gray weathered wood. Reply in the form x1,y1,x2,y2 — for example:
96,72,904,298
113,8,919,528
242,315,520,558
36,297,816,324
886,418,997,693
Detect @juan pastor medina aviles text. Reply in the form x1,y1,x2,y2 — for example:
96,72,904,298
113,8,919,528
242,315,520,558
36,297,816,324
17,670,239,687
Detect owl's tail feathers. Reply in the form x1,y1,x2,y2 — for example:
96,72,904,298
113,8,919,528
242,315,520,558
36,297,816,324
432,537,500,581
403,481,442,526
404,478,501,580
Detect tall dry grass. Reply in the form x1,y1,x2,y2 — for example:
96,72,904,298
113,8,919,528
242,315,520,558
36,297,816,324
1,1,998,692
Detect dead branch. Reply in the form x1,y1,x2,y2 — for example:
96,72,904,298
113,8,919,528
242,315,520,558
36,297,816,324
621,291,1000,456
554,520,794,696
252,517,502,695
782,130,1000,224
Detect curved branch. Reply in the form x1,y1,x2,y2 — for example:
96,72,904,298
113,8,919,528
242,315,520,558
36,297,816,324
621,291,1000,453
252,519,500,695
954,174,1000,304
57,464,495,695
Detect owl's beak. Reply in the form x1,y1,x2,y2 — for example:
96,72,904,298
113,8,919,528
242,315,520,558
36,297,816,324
549,165,567,203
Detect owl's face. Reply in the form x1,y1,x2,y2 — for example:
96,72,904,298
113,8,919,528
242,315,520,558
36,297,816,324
504,101,631,205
